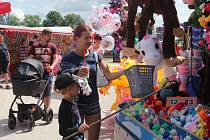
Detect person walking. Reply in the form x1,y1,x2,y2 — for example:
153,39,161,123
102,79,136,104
0,34,11,89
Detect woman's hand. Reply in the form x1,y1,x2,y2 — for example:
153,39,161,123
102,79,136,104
77,66,89,77
78,123,89,133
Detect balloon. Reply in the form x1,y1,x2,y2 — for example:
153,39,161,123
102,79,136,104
110,19,121,32
98,4,109,14
100,12,113,26
91,18,103,30
102,35,115,51
112,13,121,20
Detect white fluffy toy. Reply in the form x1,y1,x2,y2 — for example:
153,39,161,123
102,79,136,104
135,34,177,86
72,75,92,96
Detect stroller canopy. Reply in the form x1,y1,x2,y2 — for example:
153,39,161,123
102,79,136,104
12,59,44,81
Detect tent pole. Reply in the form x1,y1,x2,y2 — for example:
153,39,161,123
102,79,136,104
8,13,10,25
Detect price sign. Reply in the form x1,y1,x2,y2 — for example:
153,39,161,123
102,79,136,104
166,97,197,107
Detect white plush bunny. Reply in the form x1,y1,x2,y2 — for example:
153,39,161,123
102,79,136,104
72,75,92,96
135,34,177,86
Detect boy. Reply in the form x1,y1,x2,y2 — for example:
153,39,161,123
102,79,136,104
55,73,89,140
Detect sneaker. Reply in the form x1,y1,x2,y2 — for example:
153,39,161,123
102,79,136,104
5,85,11,89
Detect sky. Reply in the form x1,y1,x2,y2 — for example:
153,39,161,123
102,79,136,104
7,0,193,26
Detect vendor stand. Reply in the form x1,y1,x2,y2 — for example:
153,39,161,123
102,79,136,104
0,25,73,75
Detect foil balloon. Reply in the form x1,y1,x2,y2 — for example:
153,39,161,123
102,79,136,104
101,12,113,26
112,13,121,20
98,4,109,14
110,19,121,32
102,35,115,51
91,17,103,30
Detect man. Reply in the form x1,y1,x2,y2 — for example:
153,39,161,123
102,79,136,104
0,34,11,89
29,29,58,110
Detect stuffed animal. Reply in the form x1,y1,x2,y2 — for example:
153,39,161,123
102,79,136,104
125,0,184,66
136,34,180,103
135,34,177,86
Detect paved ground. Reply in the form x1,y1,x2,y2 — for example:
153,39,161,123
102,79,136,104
0,58,118,140
0,84,116,140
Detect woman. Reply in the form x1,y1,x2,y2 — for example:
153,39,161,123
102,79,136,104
89,34,105,56
61,24,124,140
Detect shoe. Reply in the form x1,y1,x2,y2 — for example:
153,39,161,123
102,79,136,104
164,56,186,67
0,85,3,89
5,85,11,89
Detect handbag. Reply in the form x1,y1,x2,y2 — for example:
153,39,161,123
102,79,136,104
94,52,109,87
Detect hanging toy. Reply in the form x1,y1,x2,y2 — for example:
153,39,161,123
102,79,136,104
101,35,115,51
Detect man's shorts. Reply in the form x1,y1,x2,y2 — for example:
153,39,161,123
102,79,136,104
0,63,9,75
78,102,101,115
43,74,53,97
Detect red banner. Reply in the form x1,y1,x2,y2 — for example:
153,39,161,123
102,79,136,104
0,1,11,14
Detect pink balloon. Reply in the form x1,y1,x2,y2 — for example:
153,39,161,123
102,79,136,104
101,12,113,26
102,35,115,51
110,19,121,32
91,18,103,30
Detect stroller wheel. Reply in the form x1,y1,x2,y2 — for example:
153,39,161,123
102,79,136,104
45,108,53,124
27,115,35,131
8,115,16,130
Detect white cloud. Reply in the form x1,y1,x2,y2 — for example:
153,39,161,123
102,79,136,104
11,8,25,21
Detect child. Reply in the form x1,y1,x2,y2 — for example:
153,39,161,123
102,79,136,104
55,73,89,140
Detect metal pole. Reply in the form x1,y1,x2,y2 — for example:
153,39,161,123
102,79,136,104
8,13,10,25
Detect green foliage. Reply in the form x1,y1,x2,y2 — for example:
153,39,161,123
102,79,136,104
63,13,84,28
23,15,41,27
9,14,21,26
42,11,64,27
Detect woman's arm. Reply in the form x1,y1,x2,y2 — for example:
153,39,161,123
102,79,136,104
99,61,124,81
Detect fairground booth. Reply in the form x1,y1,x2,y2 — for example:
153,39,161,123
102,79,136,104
0,25,73,75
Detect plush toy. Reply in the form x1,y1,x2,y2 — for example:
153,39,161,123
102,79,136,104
135,35,177,85
124,0,184,67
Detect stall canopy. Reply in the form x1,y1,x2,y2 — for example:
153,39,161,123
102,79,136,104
0,1,11,14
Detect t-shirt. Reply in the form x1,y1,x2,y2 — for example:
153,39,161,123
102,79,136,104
0,43,9,64
61,50,102,104
58,99,83,140
28,41,57,71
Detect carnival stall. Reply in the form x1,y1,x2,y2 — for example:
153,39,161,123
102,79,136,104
0,25,73,75
97,0,210,139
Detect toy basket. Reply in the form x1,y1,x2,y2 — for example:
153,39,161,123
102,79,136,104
124,65,155,98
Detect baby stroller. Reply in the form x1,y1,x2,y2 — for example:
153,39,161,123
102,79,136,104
8,59,53,130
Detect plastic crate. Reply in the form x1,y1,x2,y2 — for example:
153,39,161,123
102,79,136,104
124,65,155,98
12,80,47,97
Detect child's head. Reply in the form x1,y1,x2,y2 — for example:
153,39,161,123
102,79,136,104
54,73,80,97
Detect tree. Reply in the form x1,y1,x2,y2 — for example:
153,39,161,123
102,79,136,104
23,15,41,27
42,11,64,27
9,14,21,26
63,13,84,28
